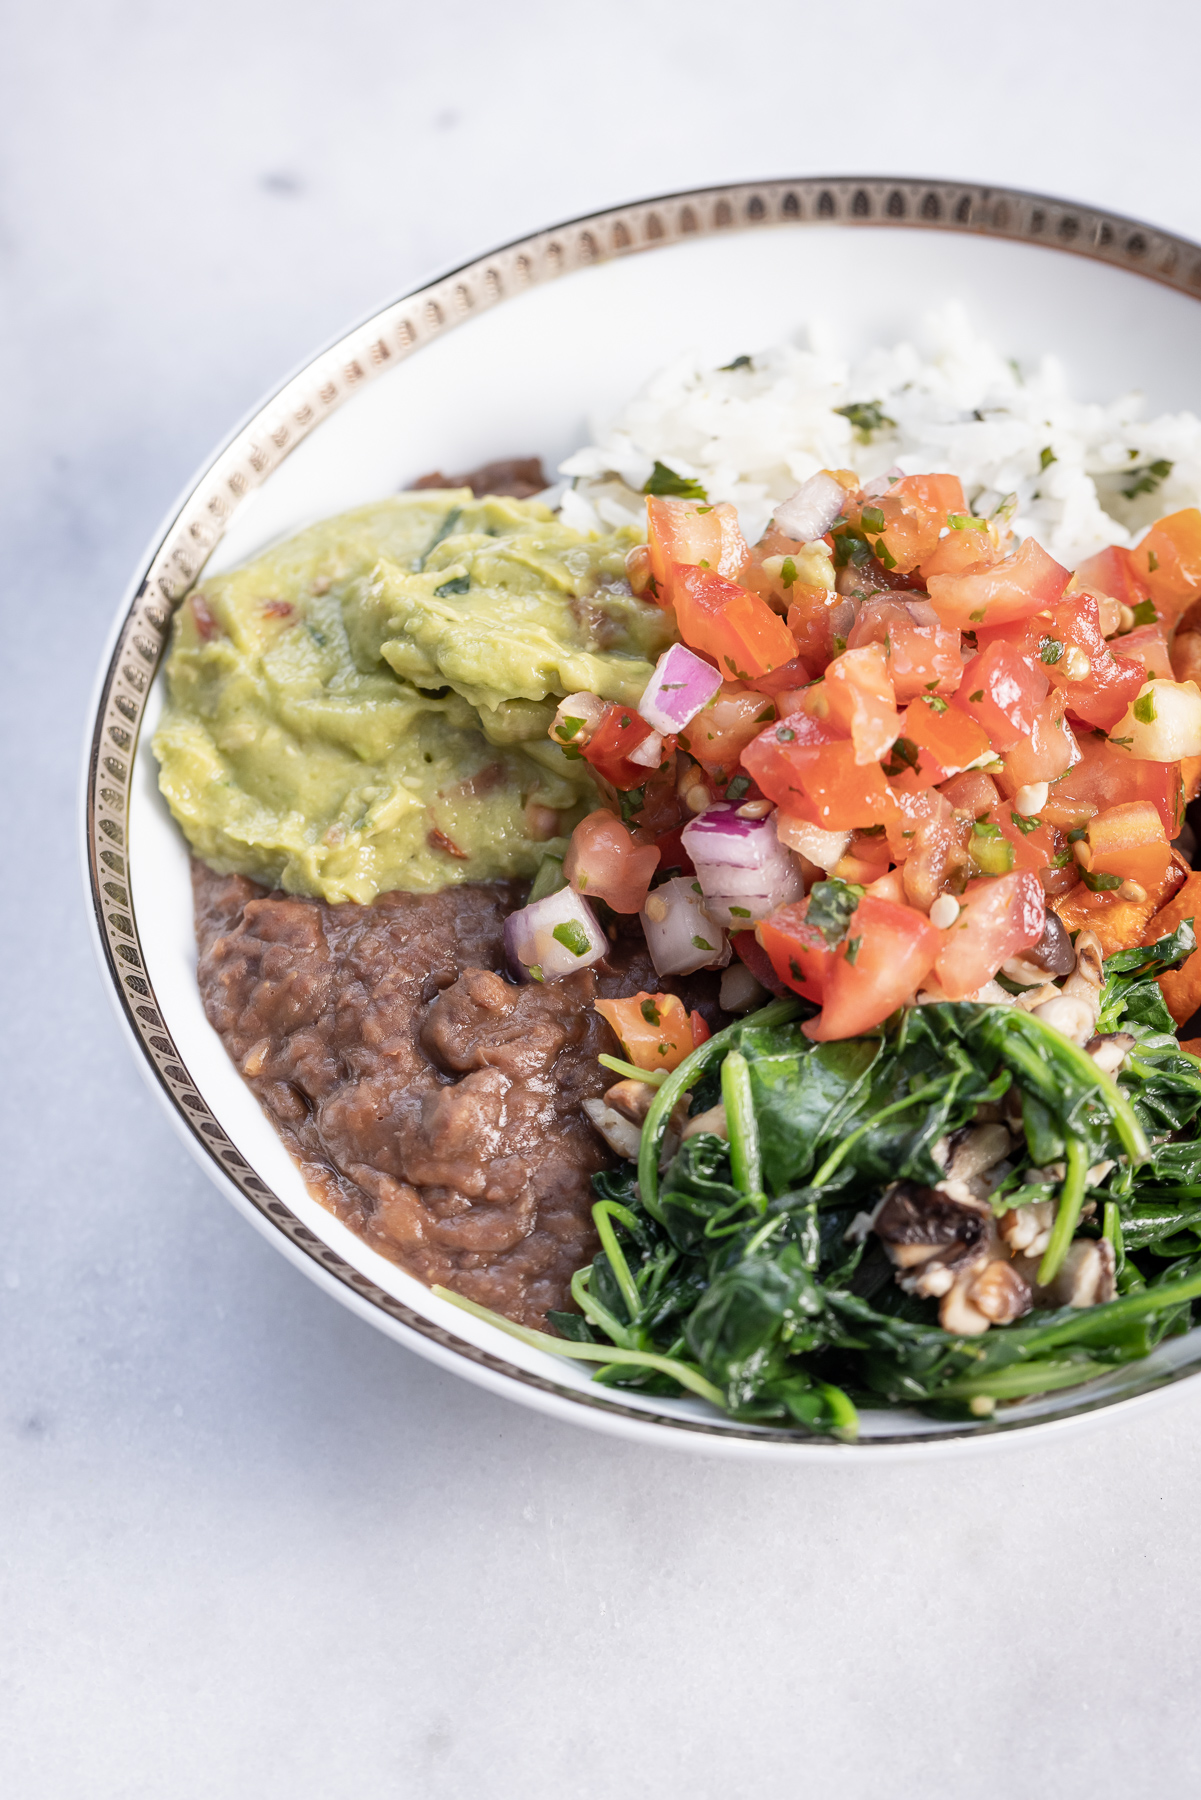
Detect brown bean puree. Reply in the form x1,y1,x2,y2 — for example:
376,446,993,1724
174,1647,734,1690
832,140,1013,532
193,861,720,1325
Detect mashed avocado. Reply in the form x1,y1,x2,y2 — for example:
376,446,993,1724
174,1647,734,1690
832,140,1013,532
153,491,672,903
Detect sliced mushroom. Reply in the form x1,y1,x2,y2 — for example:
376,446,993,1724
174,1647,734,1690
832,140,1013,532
999,1199,1056,1259
1015,982,1061,1013
681,1101,728,1142
604,1079,658,1125
582,1097,643,1161
1019,910,1077,979
1013,1237,1116,1309
937,1219,1027,1334
872,1181,991,1298
965,1257,1032,1325
938,1122,1014,1185
1085,1032,1135,1076
1030,993,1097,1043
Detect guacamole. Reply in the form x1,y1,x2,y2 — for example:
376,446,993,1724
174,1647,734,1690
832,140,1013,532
153,492,672,903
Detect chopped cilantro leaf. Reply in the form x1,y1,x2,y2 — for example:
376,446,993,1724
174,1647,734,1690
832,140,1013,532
1122,459,1173,501
834,400,896,441
805,878,864,946
552,921,591,958
1082,869,1123,892
643,461,708,501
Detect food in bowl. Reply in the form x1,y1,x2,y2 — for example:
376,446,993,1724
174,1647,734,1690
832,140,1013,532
154,318,1201,1434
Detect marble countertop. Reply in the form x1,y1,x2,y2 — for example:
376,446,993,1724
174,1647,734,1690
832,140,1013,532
6,2,1201,1794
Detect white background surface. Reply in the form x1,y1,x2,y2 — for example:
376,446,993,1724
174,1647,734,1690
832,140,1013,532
6,3,1201,1795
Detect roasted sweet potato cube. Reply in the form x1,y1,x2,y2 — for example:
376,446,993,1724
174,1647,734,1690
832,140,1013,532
1142,871,1201,1026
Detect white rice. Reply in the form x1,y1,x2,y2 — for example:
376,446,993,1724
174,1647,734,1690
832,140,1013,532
558,303,1201,568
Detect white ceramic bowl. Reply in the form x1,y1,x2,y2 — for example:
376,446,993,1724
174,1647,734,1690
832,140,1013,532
84,177,1201,1457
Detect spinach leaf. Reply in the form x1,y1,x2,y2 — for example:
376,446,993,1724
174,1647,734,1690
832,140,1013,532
1096,923,1196,1034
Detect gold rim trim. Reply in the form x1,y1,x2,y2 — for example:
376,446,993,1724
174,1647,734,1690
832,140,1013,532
85,176,1201,1446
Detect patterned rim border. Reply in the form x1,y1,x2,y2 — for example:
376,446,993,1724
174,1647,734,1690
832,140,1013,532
84,175,1201,1448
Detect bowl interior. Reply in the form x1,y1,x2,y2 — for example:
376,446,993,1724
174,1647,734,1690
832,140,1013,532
121,213,1201,1449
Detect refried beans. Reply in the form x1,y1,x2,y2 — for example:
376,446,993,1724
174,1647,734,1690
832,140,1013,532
193,861,722,1325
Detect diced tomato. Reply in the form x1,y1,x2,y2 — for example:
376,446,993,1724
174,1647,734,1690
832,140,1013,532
1049,733,1185,839
898,694,992,785
594,992,697,1071
678,682,777,778
981,807,1060,876
866,867,907,905
927,536,1070,629
645,497,748,600
824,645,900,764
565,809,660,913
952,640,1049,752
689,1010,711,1048
581,703,659,790
758,900,840,1002
853,474,966,573
847,597,963,700
741,712,842,816
786,585,847,673
730,929,790,998
919,522,1003,582
1086,801,1170,893
987,594,1144,731
1127,509,1201,630
1074,544,1150,611
778,741,902,833
672,564,799,680
932,871,1046,1000
1120,624,1173,681
803,897,941,1040
939,770,1001,819
998,690,1076,790
747,654,814,696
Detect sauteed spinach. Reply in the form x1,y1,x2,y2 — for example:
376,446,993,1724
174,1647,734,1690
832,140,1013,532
439,928,1201,1438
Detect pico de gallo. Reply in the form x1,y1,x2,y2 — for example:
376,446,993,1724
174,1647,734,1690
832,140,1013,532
503,466,1201,1044
440,466,1201,1432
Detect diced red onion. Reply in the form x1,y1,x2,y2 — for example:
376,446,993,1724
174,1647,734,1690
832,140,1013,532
638,643,724,735
504,887,608,983
773,471,846,543
861,465,904,499
681,805,805,927
640,875,731,977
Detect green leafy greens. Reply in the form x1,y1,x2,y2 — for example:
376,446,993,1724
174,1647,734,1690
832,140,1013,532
439,930,1201,1439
